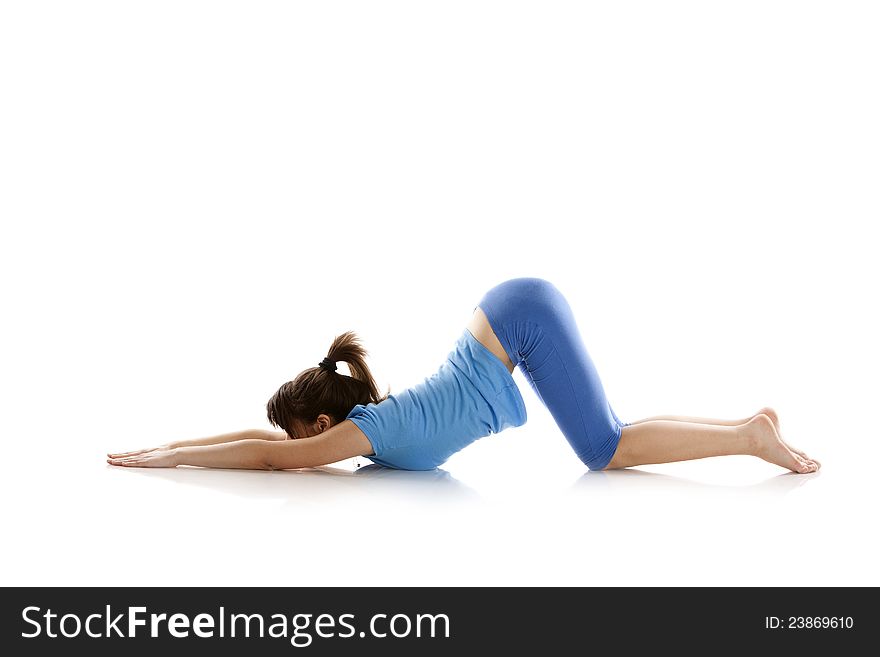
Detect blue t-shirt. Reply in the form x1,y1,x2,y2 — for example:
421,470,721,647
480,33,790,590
345,328,527,470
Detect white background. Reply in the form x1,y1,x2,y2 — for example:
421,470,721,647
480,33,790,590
1,1,877,586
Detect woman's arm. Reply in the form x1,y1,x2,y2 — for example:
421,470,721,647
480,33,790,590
107,420,374,470
107,429,288,460
169,429,289,449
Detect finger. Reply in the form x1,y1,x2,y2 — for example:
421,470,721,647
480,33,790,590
108,448,153,458
108,457,143,466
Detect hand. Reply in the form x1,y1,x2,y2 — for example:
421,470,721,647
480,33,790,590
107,447,179,468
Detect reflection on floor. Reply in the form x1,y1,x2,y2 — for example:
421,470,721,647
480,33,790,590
128,463,479,504
3,445,875,587
575,467,817,497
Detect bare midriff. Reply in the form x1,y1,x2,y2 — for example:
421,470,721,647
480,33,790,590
465,306,515,374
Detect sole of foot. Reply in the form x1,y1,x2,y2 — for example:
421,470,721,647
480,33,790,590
754,406,821,469
748,413,819,474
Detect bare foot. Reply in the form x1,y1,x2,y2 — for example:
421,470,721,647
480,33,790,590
747,414,819,474
753,406,821,468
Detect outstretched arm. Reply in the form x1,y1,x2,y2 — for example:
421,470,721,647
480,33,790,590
172,428,290,448
107,420,374,470
107,429,288,460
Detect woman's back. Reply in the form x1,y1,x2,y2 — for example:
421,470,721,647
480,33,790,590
346,328,527,470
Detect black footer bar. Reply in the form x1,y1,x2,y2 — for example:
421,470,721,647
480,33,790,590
0,586,869,655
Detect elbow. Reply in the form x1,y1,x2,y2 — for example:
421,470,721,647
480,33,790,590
260,451,294,471
251,442,283,470
262,456,304,471
260,440,317,471
258,449,282,470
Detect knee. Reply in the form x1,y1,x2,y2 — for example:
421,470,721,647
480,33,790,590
589,427,626,470
578,447,611,472
599,451,625,470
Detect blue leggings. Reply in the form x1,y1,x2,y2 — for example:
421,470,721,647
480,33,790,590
475,277,628,470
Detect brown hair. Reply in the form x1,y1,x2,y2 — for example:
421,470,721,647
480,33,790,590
266,330,389,437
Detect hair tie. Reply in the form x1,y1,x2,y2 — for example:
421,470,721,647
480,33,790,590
319,357,337,372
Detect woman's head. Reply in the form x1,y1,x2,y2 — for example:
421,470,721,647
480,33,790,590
266,331,388,439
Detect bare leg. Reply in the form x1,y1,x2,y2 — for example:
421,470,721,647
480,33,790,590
627,413,755,426
605,413,820,474
628,406,783,428
626,406,817,466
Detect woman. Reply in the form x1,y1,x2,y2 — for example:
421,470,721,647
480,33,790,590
107,278,819,474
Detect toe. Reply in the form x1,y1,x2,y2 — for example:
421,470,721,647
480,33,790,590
791,452,812,473
799,453,820,468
